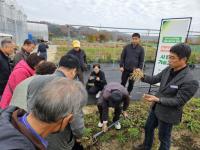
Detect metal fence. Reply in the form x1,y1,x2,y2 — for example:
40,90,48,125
0,0,27,45
54,24,200,64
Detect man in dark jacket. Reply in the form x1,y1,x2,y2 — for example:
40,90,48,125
13,39,36,66
86,64,107,98
120,33,144,95
67,40,87,83
97,82,130,132
37,39,49,60
0,39,15,98
0,78,87,150
135,43,199,150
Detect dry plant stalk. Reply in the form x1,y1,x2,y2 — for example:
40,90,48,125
129,69,144,81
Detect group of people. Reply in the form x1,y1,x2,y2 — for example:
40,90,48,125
0,32,199,150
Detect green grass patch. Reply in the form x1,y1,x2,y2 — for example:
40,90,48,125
55,41,200,64
82,98,200,149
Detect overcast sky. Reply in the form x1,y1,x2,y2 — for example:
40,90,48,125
16,0,200,31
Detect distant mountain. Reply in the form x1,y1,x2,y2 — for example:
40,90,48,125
28,21,199,44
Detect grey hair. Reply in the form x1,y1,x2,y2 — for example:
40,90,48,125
32,77,88,123
1,39,13,48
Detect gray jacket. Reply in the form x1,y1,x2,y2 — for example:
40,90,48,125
98,82,130,111
97,82,130,122
143,66,199,124
27,71,86,150
13,48,30,66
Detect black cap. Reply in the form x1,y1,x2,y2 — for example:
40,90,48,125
59,54,80,69
111,90,123,104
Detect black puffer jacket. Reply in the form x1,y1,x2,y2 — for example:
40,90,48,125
0,50,11,95
87,70,107,90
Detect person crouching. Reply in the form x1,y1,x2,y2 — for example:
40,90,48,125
97,82,130,132
86,64,107,98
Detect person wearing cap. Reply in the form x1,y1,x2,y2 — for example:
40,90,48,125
67,40,87,83
97,82,130,131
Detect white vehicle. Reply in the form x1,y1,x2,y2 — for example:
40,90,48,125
0,33,13,44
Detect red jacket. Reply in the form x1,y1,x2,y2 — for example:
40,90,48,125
0,60,35,109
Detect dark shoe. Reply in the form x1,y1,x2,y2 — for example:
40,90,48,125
133,143,145,150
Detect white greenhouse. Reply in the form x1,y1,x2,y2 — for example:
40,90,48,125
27,22,49,41
0,0,27,45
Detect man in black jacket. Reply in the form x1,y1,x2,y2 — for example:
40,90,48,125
135,43,199,150
37,39,49,60
67,40,87,83
0,39,15,98
120,33,144,95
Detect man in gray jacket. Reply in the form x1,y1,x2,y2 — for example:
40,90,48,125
27,54,87,150
13,39,36,66
135,43,199,150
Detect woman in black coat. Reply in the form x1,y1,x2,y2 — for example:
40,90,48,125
86,64,107,98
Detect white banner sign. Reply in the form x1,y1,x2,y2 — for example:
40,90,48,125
153,17,192,75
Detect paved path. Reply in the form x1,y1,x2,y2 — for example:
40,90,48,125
47,45,58,62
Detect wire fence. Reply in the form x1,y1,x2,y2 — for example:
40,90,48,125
0,0,27,45
53,24,200,64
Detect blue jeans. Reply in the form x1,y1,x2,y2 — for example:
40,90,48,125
144,110,173,150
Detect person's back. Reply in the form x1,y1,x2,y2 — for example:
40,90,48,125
38,42,48,53
10,77,34,110
27,75,86,150
27,74,57,111
37,40,49,60
10,61,56,110
67,49,86,69
102,82,128,98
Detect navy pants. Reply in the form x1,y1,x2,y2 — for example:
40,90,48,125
144,110,173,150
